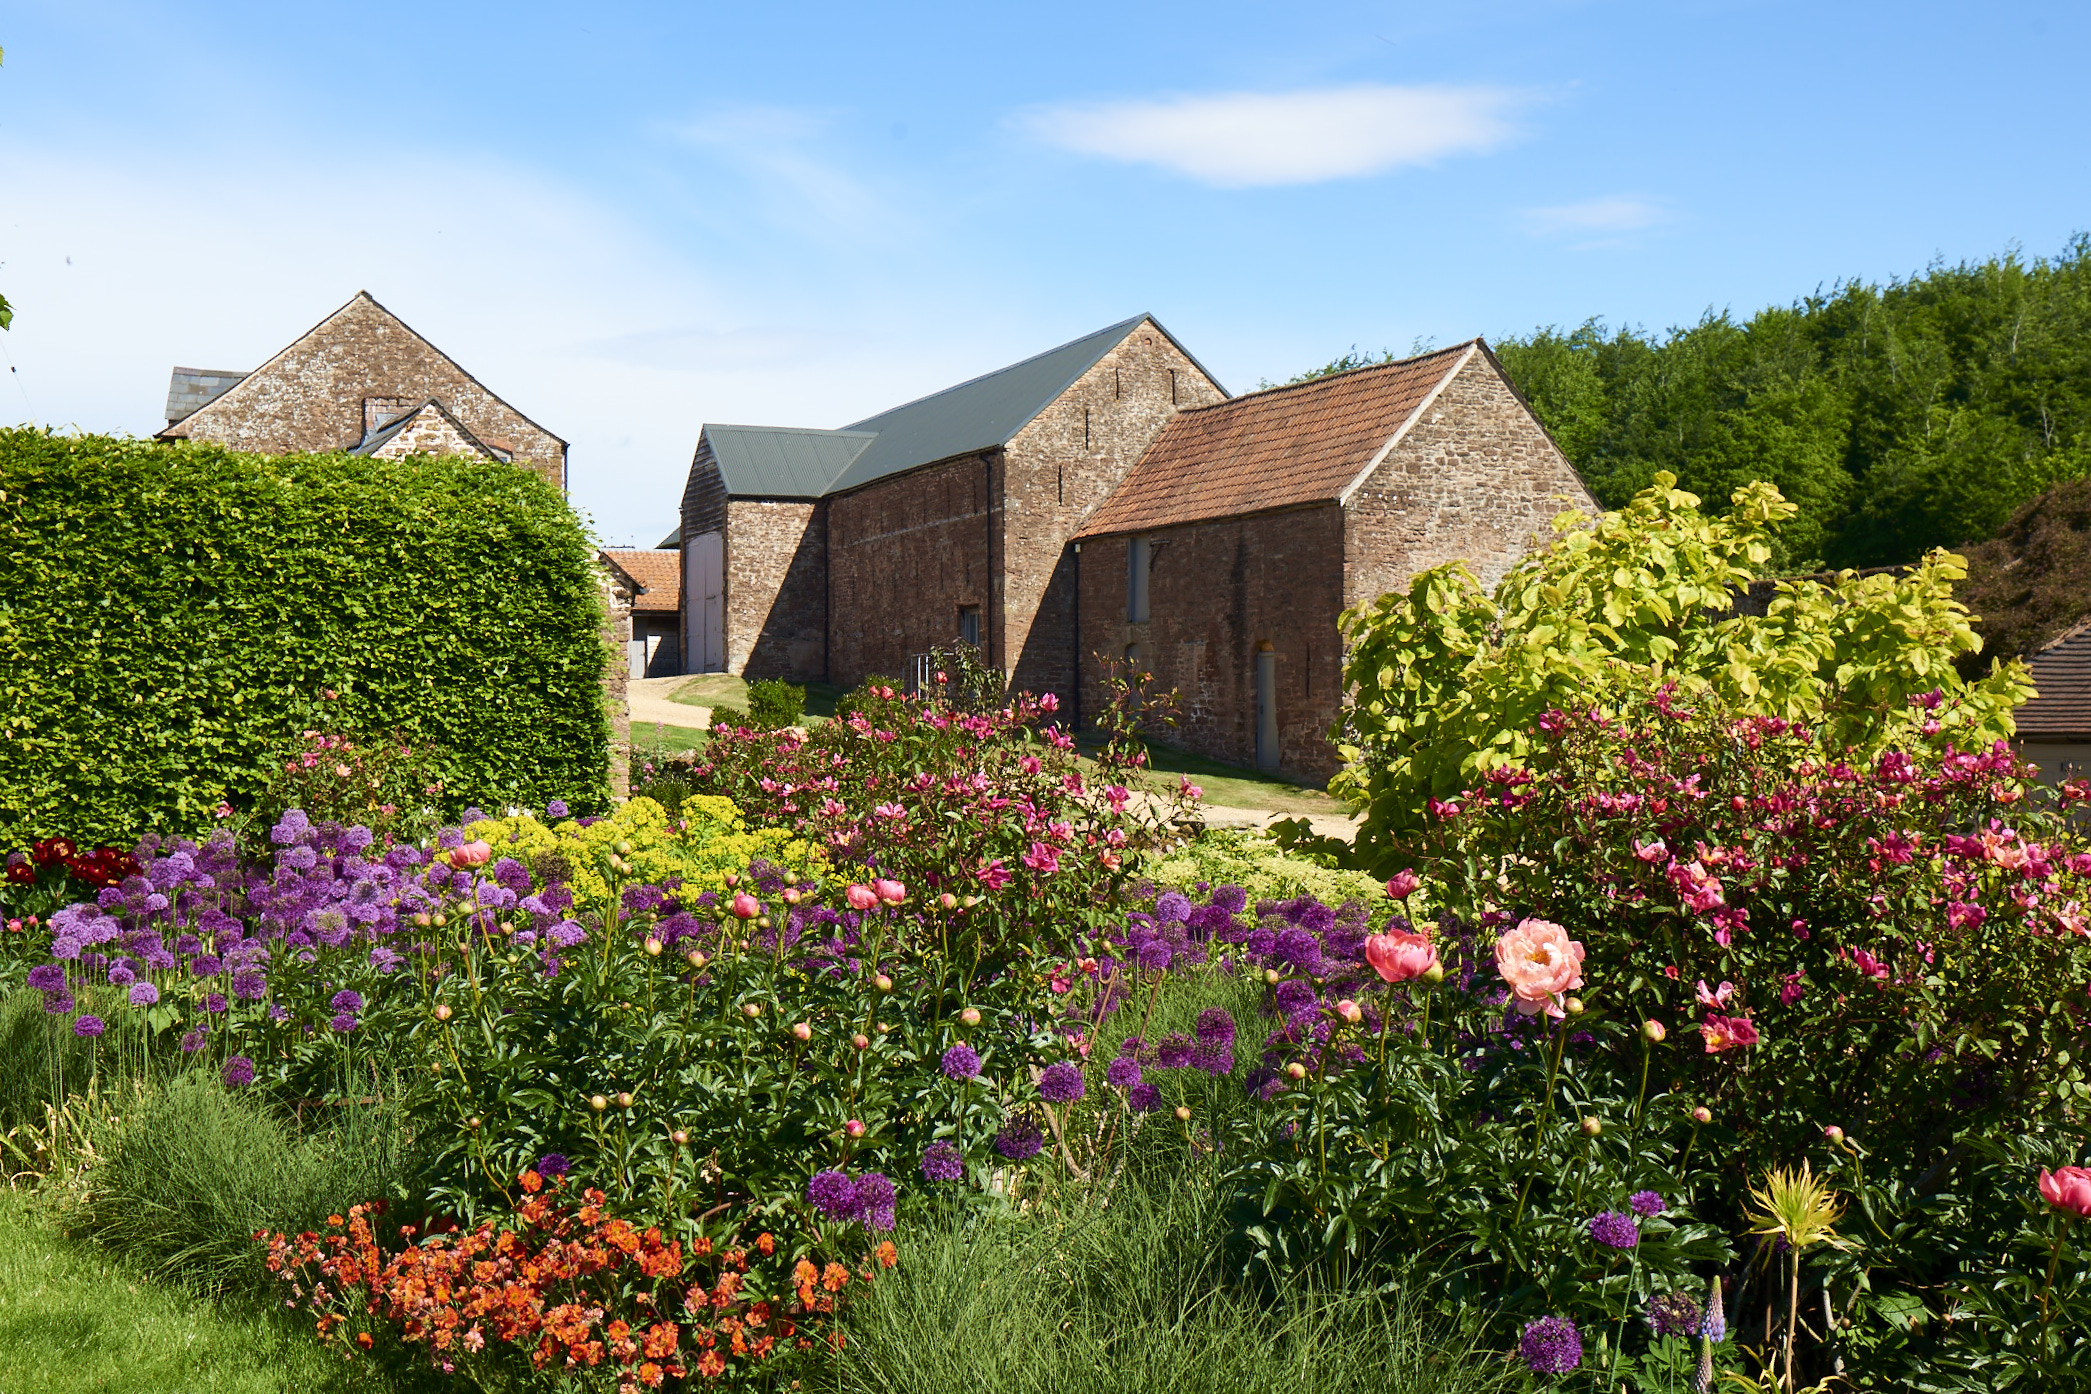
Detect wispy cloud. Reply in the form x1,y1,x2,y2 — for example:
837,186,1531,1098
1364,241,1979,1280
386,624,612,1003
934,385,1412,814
666,105,905,240
1021,84,1525,188
1520,195,1669,238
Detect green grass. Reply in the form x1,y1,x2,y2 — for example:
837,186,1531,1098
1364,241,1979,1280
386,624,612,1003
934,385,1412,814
668,674,846,723
1070,738,1345,817
0,1190,354,1394
631,722,711,758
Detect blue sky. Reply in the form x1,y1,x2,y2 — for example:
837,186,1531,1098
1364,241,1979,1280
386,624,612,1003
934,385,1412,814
3,1,2085,544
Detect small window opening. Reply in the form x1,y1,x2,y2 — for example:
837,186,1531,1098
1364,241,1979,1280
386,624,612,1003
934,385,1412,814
1255,644,1279,773
1168,369,1179,405
1083,406,1091,449
1057,462,1065,504
1127,537,1150,623
1114,367,1122,400
958,605,981,648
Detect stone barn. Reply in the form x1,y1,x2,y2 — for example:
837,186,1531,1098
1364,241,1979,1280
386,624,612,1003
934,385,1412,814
157,290,567,488
1072,341,1593,781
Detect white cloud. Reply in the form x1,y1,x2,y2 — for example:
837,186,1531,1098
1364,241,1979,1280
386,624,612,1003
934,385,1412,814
665,105,911,243
1022,84,1524,188
1520,195,1669,237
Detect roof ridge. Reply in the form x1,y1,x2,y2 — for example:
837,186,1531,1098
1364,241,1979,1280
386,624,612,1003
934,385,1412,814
707,423,878,438
1180,339,1479,415
840,314,1150,431
2035,617,2091,654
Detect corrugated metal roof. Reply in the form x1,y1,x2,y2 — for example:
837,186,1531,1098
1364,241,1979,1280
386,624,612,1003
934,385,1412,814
2018,620,2091,740
828,315,1160,492
657,524,683,549
703,424,876,498
164,367,247,425
1076,342,1476,538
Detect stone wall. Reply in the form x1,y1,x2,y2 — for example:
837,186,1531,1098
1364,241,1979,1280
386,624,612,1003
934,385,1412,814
365,407,488,461
1077,506,1346,781
827,453,993,688
1002,321,1227,702
165,292,567,489
596,563,633,800
1342,351,1596,608
725,499,828,681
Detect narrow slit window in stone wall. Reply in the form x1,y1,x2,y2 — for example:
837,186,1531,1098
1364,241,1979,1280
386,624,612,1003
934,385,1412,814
958,606,980,648
1127,537,1150,623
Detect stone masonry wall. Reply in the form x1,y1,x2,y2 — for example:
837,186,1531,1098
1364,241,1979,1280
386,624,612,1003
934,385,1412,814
596,563,633,800
366,408,488,461
167,293,566,489
1001,320,1227,703
1342,352,1596,609
1078,506,1347,781
725,499,828,681
827,453,993,688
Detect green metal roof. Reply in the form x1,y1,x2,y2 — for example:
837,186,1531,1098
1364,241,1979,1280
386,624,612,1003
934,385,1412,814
701,424,877,498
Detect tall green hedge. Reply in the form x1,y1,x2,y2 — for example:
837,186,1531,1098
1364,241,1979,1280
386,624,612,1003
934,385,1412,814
0,431,611,849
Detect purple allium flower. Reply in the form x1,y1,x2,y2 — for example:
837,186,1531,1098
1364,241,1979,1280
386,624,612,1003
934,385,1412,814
191,954,223,977
284,846,318,873
202,992,228,1014
231,969,267,1000
940,1044,982,1081
1520,1316,1583,1375
1645,1290,1703,1340
266,1003,290,1022
1195,1008,1236,1048
128,981,159,1007
179,1027,208,1053
1190,1045,1234,1077
808,1169,858,1220
854,1172,897,1231
1273,979,1317,1017
994,1118,1045,1160
222,1056,255,1088
547,921,587,949
1589,1211,1640,1249
26,964,64,992
493,858,532,894
1154,890,1192,923
73,1015,106,1038
460,807,487,825
920,1140,964,1182
1126,1082,1162,1112
1105,1056,1143,1090
537,1153,571,1177
1038,1062,1085,1103
1212,886,1248,915
330,989,364,1013
369,947,402,974
329,1012,358,1033
108,963,137,987
1629,1190,1665,1217
1138,940,1173,973
547,799,570,819
1155,1033,1194,1069
42,990,75,1015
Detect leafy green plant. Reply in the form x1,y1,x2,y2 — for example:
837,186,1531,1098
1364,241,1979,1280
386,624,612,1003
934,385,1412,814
746,679,807,730
0,429,612,849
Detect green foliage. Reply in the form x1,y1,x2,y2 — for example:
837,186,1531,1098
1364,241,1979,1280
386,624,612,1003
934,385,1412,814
1146,829,1385,909
0,430,612,849
1319,474,2033,870
1957,474,2091,662
1493,235,2091,567
745,678,807,730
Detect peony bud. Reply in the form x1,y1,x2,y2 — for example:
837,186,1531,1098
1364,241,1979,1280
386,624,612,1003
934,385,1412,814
671,1130,689,1146
414,912,432,927
645,937,663,957
731,892,761,920
432,912,448,928
687,949,707,968
1580,1116,1602,1137
962,895,979,909
1264,968,1282,986
792,1021,812,1041
434,1003,452,1021
846,884,879,912
940,892,958,909
844,1119,866,1139
1642,1018,1666,1043
741,1001,763,1018
1384,869,1422,900
852,1032,870,1050
467,1116,481,1130
617,1092,633,1108
1285,1062,1307,1080
1823,1125,1845,1145
614,841,633,857
1692,1106,1712,1125
960,1007,982,1027
724,872,738,886
1565,997,1585,1016
1423,960,1446,985
874,974,894,993
1335,999,1362,1025
590,1094,608,1112
874,878,906,905
1174,1106,1192,1122
783,887,802,904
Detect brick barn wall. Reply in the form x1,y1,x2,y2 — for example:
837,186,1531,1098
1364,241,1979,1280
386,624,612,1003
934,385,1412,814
1342,353,1596,609
1002,320,1227,703
724,499,828,681
1078,506,1346,781
827,454,993,688
168,293,566,488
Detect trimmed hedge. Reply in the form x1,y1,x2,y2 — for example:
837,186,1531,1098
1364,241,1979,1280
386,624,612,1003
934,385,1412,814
0,430,610,848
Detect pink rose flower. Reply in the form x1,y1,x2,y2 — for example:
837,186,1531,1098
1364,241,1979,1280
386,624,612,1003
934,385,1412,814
1384,869,1421,901
2040,1166,2091,1219
1492,918,1585,1018
1702,1014,1760,1053
845,883,879,912
1364,929,1439,983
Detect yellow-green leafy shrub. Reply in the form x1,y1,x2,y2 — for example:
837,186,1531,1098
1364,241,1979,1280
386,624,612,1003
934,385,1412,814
462,795,815,904
1147,829,1389,911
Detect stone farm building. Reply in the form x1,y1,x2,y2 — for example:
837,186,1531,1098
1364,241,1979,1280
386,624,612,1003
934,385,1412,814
157,291,567,488
599,548,683,679
674,317,1593,779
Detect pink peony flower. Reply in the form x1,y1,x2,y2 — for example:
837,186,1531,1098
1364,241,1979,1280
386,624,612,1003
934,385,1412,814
1633,839,1668,863
1038,692,1060,712
976,858,1011,891
2040,1166,2091,1218
1384,869,1422,901
730,891,761,920
1694,979,1735,1009
451,840,492,869
1021,841,1061,876
1702,1014,1760,1053
874,878,906,905
1365,929,1439,983
845,883,879,912
1493,919,1585,1018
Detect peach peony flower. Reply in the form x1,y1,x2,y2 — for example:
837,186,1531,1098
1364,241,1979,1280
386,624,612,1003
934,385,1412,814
1492,918,1585,1017
874,878,906,905
845,884,879,911
1365,929,1439,983
2040,1166,2091,1218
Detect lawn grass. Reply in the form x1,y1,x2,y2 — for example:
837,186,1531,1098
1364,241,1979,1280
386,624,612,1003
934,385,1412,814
1072,737,1346,817
667,674,846,723
0,1190,353,1394
631,722,710,759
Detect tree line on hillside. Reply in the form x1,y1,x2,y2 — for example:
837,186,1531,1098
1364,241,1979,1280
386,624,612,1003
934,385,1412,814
1297,235,2091,578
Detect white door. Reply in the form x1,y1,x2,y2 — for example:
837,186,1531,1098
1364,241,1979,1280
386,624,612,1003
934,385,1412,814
685,530,725,672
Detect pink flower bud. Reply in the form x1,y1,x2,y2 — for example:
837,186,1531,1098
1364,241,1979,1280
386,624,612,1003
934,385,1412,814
1335,999,1362,1025
1384,869,1422,900
845,883,879,911
1823,1125,1845,1145
1692,1106,1712,1125
851,1032,870,1050
731,891,761,920
874,878,906,905
1642,1018,1666,1043
874,974,894,993
940,892,958,909
1285,1062,1307,1080
792,1021,812,1041
1580,1116,1602,1137
451,840,492,868
844,1119,866,1139
960,1007,981,1027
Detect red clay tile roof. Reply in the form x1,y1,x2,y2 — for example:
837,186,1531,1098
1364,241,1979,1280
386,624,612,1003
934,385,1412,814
602,548,681,613
2018,619,2091,740
1076,341,1476,538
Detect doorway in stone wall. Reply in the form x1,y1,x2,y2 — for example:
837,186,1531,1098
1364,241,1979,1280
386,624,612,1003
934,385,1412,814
1254,642,1278,772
